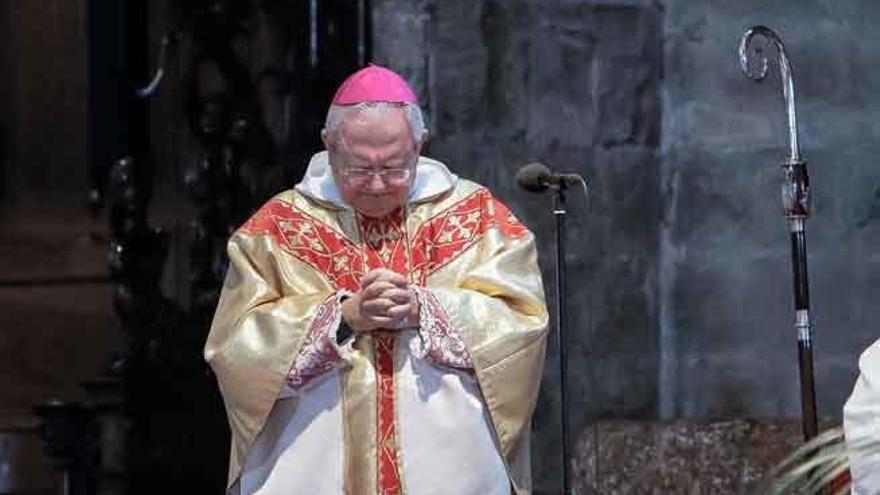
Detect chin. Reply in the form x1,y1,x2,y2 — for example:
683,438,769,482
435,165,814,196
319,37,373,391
355,205,397,218
352,197,405,217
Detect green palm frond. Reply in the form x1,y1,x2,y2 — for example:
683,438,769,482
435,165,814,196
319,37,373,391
755,426,850,495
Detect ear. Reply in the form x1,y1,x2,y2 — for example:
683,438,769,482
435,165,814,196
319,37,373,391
321,128,332,150
415,130,429,155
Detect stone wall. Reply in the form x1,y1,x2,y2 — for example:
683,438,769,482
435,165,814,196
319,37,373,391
373,1,664,490
571,418,840,494
662,0,880,421
373,0,878,491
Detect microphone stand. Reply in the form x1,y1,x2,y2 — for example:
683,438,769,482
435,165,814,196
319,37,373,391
739,26,818,441
552,184,571,494
517,163,587,493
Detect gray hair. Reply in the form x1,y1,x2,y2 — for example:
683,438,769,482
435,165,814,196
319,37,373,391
323,101,426,144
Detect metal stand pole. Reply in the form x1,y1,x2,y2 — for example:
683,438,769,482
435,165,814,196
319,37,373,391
553,187,571,493
740,26,819,441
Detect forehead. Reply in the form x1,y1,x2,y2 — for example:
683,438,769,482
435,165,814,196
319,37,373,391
339,106,412,146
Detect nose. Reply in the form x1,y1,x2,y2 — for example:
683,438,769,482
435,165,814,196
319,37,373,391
365,171,387,193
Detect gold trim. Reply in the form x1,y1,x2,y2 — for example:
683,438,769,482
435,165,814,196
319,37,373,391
343,334,377,494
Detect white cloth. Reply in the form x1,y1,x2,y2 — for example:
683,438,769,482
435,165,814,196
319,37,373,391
294,151,458,208
240,331,508,495
844,338,880,495
395,332,509,495
240,375,345,494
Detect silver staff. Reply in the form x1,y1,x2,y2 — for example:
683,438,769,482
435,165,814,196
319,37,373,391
739,25,818,440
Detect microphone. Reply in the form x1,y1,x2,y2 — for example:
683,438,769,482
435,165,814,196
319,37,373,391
516,162,584,193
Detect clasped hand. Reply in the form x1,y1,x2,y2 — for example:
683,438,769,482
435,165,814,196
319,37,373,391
341,268,418,332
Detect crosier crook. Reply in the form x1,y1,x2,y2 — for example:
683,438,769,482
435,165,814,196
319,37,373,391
740,25,818,441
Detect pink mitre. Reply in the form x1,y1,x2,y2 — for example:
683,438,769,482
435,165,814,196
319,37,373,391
332,64,418,105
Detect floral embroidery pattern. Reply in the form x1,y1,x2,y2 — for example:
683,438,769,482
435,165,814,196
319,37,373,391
287,294,352,391
238,199,362,291
375,333,403,494
410,286,473,369
410,188,527,284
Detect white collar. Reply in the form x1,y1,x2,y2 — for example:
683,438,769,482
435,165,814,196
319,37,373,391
294,151,458,208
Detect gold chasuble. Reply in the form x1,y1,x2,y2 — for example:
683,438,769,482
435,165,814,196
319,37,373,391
205,153,548,494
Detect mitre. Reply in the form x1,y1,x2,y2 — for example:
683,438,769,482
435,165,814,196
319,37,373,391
331,64,418,105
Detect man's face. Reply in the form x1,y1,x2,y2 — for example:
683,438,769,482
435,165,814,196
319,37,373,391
325,107,421,218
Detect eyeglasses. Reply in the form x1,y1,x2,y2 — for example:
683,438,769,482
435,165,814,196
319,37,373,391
341,167,412,184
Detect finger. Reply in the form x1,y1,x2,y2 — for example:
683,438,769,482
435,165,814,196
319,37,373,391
364,268,408,288
386,308,415,329
379,288,412,304
382,272,409,287
385,303,413,319
361,268,399,288
365,315,395,328
361,281,398,301
362,298,396,314
360,269,384,288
